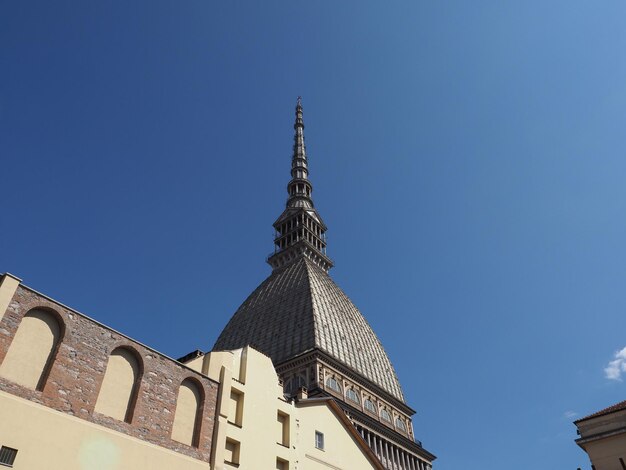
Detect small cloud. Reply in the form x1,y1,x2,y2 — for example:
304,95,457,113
604,347,626,381
563,410,578,419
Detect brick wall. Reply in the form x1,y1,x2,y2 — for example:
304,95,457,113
0,285,218,463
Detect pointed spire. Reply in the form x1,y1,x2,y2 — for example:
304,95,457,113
294,97,305,147
288,97,313,210
267,98,334,272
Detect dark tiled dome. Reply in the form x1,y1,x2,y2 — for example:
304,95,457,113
213,257,405,401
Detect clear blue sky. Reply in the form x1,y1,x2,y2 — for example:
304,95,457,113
2,2,626,468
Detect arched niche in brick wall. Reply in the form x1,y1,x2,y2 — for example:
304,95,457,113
94,346,142,423
0,308,63,391
171,378,204,447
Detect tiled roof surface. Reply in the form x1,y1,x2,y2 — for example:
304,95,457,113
575,399,626,423
213,257,405,401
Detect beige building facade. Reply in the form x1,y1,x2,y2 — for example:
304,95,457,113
184,346,384,469
0,390,210,470
575,400,626,470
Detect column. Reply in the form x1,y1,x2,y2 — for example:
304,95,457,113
374,435,381,463
383,440,392,468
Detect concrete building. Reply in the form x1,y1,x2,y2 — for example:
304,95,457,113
574,400,626,470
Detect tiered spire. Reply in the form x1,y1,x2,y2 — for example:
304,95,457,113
267,98,334,272
287,97,313,209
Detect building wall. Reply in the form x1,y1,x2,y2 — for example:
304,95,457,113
583,434,626,470
0,275,219,467
297,402,381,470
0,390,210,470
576,407,626,470
0,274,19,323
185,346,382,470
186,348,297,469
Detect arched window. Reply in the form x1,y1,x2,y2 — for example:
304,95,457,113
346,388,360,404
364,398,376,414
172,378,203,447
0,309,62,390
396,417,407,432
380,409,392,423
326,376,342,393
95,347,141,423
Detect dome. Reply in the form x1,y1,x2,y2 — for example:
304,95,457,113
213,257,405,402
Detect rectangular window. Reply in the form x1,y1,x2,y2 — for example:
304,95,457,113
224,438,240,466
277,411,290,446
276,457,289,470
229,389,244,427
0,447,18,467
315,431,324,450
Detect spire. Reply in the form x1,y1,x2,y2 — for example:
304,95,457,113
287,97,313,210
267,98,334,272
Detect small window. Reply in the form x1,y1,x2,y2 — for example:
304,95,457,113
0,446,18,467
224,438,240,466
229,389,244,426
325,377,342,393
364,398,376,413
315,431,324,450
276,457,289,470
277,411,290,446
395,417,407,432
346,388,360,404
381,409,392,422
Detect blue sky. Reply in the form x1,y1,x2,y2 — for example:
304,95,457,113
2,2,626,468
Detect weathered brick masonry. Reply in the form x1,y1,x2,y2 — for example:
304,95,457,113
0,284,219,462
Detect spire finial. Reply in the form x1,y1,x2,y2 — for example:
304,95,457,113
294,97,304,130
267,100,333,272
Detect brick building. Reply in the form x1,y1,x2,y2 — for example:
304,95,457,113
0,273,218,469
